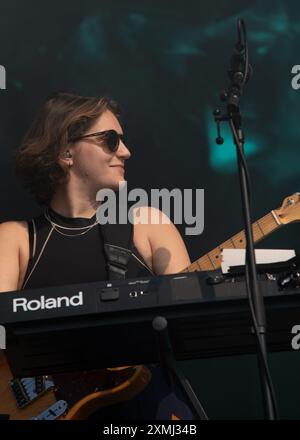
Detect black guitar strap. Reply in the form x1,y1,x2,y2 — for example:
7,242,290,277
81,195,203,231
100,222,133,280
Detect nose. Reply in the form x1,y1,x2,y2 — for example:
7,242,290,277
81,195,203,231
117,140,131,160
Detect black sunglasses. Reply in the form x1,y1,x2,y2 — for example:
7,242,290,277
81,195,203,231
70,129,126,153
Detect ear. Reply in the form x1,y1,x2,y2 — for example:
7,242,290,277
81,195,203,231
59,149,73,169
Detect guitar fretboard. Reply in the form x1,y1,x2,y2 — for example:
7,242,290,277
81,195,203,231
184,211,281,272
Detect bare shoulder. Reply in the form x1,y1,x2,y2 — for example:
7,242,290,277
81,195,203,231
0,221,29,292
0,220,29,267
0,220,28,241
132,206,191,275
132,206,170,226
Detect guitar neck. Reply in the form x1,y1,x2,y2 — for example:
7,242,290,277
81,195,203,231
184,210,282,272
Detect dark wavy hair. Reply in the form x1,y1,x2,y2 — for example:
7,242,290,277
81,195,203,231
15,91,120,205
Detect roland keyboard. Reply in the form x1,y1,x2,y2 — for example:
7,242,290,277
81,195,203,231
0,270,299,377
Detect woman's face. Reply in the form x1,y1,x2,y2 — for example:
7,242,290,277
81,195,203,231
69,110,131,191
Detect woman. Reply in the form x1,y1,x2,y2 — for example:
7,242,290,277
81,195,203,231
0,92,193,419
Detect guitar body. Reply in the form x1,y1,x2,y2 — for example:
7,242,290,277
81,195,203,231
0,351,56,420
61,366,151,420
0,351,151,420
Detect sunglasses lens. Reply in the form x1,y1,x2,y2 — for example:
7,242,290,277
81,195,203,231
76,130,126,151
106,130,120,152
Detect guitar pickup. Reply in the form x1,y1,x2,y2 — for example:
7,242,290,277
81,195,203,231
10,376,54,408
30,400,68,420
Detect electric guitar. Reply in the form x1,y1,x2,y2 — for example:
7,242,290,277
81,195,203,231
183,193,300,272
1,193,300,420
0,353,152,420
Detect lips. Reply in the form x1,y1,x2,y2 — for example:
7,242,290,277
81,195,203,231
110,165,124,170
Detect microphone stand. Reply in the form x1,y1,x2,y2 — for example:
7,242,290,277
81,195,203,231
152,316,209,420
213,18,277,420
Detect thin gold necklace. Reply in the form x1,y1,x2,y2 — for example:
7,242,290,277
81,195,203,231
44,208,99,237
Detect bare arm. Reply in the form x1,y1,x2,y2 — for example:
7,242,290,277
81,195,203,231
133,207,191,275
0,222,24,292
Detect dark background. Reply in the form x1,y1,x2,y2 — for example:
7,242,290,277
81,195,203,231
1,0,300,419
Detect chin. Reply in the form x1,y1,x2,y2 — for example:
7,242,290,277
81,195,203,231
112,178,126,192
97,178,125,192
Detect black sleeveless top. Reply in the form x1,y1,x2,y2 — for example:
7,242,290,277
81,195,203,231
22,207,153,290
21,208,194,420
